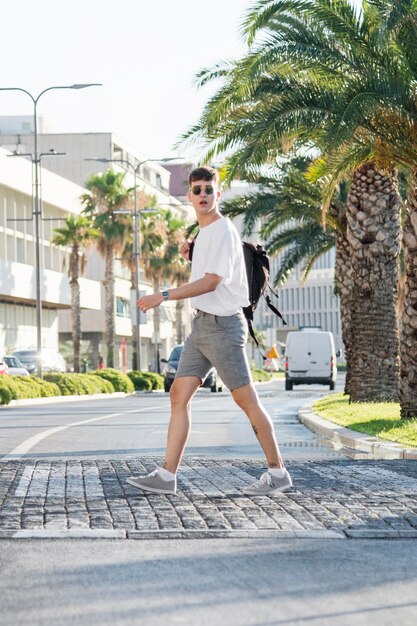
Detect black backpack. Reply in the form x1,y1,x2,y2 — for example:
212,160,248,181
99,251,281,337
241,242,287,355
189,236,286,357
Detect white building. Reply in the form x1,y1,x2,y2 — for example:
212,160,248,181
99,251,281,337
0,146,100,355
0,116,190,369
0,129,188,217
0,147,189,370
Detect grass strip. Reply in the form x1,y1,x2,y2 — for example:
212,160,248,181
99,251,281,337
313,393,417,448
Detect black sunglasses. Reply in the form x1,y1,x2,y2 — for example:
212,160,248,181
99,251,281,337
190,184,214,196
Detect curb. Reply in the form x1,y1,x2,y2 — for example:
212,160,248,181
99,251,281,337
1,391,131,408
298,401,417,461
1,528,417,540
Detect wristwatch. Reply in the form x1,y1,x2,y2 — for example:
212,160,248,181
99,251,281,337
161,290,169,301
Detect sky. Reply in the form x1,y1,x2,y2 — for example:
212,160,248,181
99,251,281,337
0,0,361,162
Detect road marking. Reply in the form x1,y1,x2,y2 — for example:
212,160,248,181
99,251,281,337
4,404,169,460
4,398,209,461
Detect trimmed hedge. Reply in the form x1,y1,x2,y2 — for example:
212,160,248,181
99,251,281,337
44,372,115,396
127,370,164,391
0,368,163,406
0,375,60,405
90,368,134,393
31,377,61,397
143,372,164,390
0,379,14,405
127,371,152,391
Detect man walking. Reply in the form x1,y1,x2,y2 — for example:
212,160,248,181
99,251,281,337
127,166,292,496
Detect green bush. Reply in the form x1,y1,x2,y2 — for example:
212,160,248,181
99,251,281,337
0,379,14,405
11,376,43,398
90,368,134,393
145,372,164,390
81,374,114,394
127,371,153,391
128,370,164,391
44,373,85,396
0,375,61,404
251,368,272,383
44,373,115,395
0,370,120,405
31,377,61,397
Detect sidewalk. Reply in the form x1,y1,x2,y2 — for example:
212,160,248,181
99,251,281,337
1,457,417,539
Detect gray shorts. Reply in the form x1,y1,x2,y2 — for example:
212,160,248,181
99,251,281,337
176,309,252,390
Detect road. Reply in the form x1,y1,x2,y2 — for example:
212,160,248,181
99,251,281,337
0,377,347,462
1,375,417,626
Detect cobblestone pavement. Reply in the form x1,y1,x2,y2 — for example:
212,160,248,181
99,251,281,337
1,457,417,539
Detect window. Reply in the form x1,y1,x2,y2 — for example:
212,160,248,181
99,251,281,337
116,297,131,318
16,238,25,263
7,235,16,262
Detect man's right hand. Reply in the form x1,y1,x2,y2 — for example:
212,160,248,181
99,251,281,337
179,240,191,261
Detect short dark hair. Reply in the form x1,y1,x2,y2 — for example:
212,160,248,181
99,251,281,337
188,165,219,186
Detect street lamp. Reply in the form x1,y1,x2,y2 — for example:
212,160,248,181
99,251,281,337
85,156,181,371
0,83,101,377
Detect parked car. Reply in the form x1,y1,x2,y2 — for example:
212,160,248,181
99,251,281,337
11,349,66,374
285,329,339,391
161,344,223,393
3,356,30,376
0,358,9,375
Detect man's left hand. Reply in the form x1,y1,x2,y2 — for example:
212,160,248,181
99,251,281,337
137,293,164,313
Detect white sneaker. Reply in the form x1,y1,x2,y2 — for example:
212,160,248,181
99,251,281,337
126,468,177,495
243,470,292,496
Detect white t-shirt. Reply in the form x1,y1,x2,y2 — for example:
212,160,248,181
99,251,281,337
190,217,249,316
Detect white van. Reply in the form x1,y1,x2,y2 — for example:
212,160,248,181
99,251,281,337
285,329,338,390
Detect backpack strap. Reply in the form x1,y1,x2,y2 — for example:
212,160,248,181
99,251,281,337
267,283,280,299
265,294,288,326
188,232,198,262
246,318,267,361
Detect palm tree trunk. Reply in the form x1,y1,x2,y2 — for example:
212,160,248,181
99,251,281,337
334,228,352,395
400,171,417,417
346,164,401,402
104,241,115,368
70,245,81,373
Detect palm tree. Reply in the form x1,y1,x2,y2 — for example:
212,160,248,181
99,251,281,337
163,216,190,344
81,170,131,368
221,156,355,391
120,193,158,370
303,0,417,413
178,0,403,402
52,215,98,372
140,209,189,371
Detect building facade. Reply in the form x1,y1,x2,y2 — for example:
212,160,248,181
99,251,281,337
0,124,193,370
0,147,100,356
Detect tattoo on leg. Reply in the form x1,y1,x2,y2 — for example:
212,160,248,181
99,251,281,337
251,423,259,437
268,463,278,468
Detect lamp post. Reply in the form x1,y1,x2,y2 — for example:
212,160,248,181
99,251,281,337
86,156,181,371
0,83,101,376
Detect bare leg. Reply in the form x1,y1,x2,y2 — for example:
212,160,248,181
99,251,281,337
163,376,201,473
232,383,284,468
